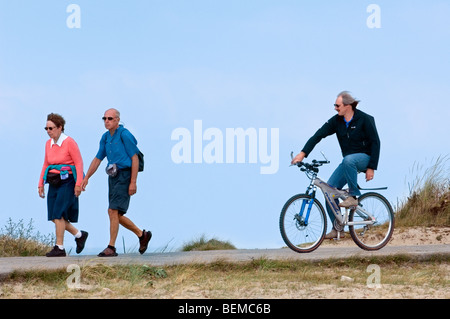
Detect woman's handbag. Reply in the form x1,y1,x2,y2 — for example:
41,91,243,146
46,172,62,187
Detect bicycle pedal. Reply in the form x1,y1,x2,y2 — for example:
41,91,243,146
331,231,346,241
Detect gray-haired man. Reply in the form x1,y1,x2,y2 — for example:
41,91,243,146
291,91,381,239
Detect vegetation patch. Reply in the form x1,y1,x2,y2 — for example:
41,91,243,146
396,156,450,227
181,234,236,251
0,218,54,257
1,254,448,299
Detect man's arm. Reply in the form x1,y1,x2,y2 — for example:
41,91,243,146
366,115,380,170
81,157,102,191
128,154,139,196
292,117,337,164
366,168,375,182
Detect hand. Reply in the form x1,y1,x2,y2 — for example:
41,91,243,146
291,152,306,165
74,185,82,197
366,168,375,182
80,178,88,191
38,186,45,199
129,181,137,196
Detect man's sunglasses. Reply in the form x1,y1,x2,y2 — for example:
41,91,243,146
102,117,116,121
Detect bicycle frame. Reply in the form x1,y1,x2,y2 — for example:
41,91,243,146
300,172,376,227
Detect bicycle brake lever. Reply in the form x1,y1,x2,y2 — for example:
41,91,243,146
320,151,330,163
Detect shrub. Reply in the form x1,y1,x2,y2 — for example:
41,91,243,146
181,234,236,251
0,218,55,257
396,156,450,227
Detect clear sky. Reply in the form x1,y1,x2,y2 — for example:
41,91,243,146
0,1,449,254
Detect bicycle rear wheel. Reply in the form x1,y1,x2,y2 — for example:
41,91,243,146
349,192,395,251
279,194,327,253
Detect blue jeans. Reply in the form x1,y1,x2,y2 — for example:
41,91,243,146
325,153,370,223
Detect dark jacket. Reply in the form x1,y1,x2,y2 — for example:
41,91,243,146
302,109,380,170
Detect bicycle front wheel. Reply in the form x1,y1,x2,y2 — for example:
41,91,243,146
279,194,327,253
349,192,395,251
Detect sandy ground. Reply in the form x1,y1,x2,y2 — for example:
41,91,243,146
388,226,449,245
158,227,449,299
322,226,450,247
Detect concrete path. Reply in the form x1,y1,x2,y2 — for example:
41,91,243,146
0,244,448,278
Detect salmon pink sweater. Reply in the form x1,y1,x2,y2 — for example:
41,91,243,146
39,136,84,187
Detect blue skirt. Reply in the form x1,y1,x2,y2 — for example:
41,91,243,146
47,174,79,222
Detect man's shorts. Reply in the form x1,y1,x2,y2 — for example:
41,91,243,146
108,169,131,215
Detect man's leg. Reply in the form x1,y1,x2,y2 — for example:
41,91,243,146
341,153,370,197
108,208,120,247
118,214,143,237
324,161,350,239
326,163,347,223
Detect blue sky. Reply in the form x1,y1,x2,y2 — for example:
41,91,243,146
0,1,449,254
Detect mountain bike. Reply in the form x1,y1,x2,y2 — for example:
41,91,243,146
279,152,394,253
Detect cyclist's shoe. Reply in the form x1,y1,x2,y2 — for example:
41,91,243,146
324,229,345,239
339,197,358,208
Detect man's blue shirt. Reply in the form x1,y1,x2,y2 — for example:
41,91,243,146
96,125,139,169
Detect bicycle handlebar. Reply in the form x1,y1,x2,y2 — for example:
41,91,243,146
294,160,328,173
290,151,330,173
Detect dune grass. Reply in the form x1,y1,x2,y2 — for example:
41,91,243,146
396,156,449,227
0,218,54,257
180,234,236,251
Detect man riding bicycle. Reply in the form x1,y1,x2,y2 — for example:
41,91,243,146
291,91,381,239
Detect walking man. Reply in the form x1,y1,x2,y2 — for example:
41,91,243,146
81,108,151,256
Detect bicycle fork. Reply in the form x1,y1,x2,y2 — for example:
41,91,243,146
296,189,317,226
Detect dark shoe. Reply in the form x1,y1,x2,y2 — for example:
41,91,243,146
98,245,118,257
75,231,89,254
138,230,152,254
46,245,66,257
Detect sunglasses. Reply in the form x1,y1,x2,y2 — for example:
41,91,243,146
334,104,343,108
102,117,116,121
44,126,57,131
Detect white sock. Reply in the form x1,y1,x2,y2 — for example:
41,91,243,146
74,231,82,238
57,244,64,250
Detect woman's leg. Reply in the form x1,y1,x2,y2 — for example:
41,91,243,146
53,218,66,246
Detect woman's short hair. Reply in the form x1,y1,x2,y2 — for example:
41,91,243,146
47,113,66,132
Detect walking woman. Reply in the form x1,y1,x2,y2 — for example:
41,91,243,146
38,113,88,257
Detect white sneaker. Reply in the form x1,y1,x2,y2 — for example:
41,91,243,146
339,197,358,208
